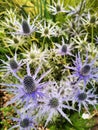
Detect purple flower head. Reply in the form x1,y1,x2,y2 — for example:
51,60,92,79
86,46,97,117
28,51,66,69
1,63,51,106
65,52,98,86
38,83,74,126
22,20,31,34
70,86,98,113
0,52,24,77
9,109,37,130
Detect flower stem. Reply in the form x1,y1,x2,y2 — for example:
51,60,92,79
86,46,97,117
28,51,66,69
3,41,13,56
40,0,42,19
91,24,94,44
42,37,46,49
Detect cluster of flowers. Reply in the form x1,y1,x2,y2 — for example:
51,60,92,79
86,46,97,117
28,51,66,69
1,0,98,129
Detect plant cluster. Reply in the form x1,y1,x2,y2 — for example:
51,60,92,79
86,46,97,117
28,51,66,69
0,0,98,130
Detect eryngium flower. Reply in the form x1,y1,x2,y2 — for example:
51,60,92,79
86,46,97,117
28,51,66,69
10,15,38,36
66,0,86,16
4,34,25,49
37,21,56,38
1,63,51,106
48,0,66,15
9,110,37,130
0,52,23,76
22,44,48,64
82,11,98,27
54,37,74,56
70,87,98,113
65,52,98,86
38,84,73,126
53,25,64,37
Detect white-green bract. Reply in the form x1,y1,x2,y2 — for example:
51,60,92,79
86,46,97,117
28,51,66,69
0,52,23,77
4,34,25,49
9,15,38,36
37,21,56,38
53,25,64,37
37,83,74,126
70,86,98,113
9,109,37,130
22,44,48,64
1,63,51,107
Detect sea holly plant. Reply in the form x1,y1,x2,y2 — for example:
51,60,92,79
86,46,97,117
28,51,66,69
54,37,74,56
22,44,48,65
0,52,24,77
9,108,37,130
69,84,98,113
65,52,98,87
0,0,98,130
48,0,67,15
37,20,57,38
2,12,39,36
1,63,51,107
36,82,75,127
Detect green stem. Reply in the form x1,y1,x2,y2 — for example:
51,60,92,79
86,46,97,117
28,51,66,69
44,0,47,19
91,24,94,44
50,38,54,49
79,0,85,14
34,0,38,15
37,0,39,14
64,55,66,64
50,0,52,5
42,37,46,49
3,41,13,56
40,0,42,19
18,45,26,52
